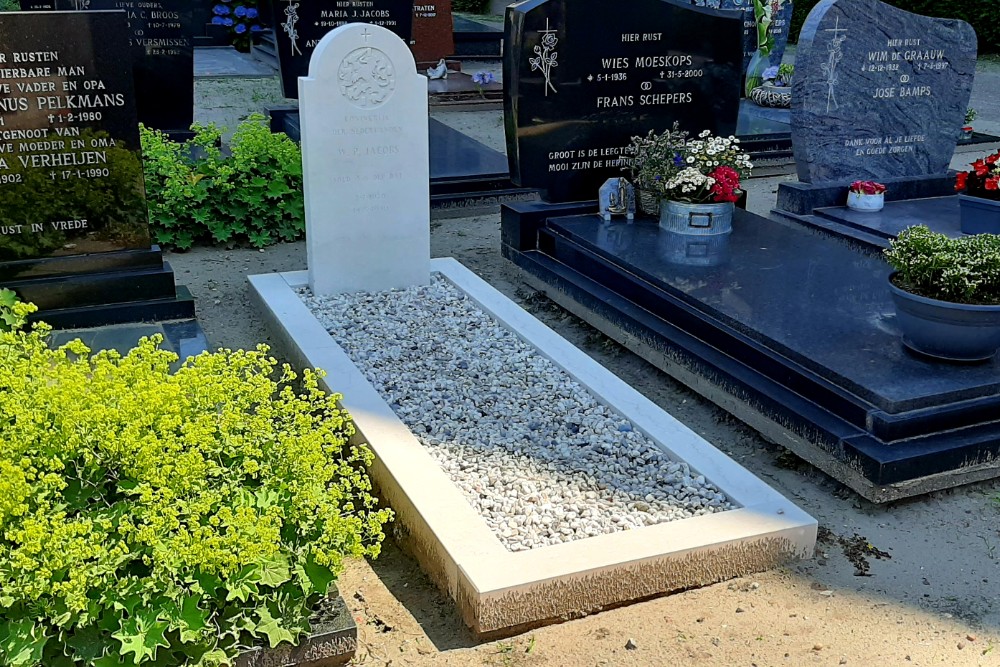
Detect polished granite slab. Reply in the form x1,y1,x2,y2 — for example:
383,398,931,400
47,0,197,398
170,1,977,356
812,196,962,241
502,200,1000,496
49,319,209,368
546,213,1000,417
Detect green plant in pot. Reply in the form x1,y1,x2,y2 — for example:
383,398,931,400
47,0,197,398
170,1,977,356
884,225,1000,362
954,148,1000,235
646,130,753,235
961,107,977,139
0,314,393,666
622,122,689,216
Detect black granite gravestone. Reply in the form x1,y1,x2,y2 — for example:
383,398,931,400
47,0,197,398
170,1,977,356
504,0,743,202
0,11,194,327
791,0,976,184
269,0,414,99
21,0,195,136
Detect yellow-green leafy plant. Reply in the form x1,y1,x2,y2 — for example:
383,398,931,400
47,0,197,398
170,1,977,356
141,115,304,249
0,323,391,666
0,289,35,332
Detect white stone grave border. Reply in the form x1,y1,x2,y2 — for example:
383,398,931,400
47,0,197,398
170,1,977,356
249,258,817,638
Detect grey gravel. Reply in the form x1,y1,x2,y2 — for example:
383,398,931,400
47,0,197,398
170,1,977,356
301,275,733,552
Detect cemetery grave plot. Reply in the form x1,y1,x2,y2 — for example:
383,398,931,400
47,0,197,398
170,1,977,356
251,261,816,637
255,19,814,636
500,0,1000,500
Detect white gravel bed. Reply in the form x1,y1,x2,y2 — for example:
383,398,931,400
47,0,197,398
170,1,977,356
300,276,733,552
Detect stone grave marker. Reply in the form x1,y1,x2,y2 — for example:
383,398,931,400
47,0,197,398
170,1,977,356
299,22,429,295
412,0,455,65
20,0,195,136
0,10,149,262
271,0,415,99
0,10,193,326
504,0,743,203
791,0,976,184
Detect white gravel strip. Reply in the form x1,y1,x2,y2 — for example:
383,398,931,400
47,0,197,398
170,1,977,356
300,276,733,552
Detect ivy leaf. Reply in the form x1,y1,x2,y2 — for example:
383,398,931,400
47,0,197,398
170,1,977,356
254,607,296,649
256,554,291,588
0,618,48,666
112,612,170,665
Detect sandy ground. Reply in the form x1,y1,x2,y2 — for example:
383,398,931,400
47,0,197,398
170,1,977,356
172,56,1000,666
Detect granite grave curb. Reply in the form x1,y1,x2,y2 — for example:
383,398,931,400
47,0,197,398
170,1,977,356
249,258,816,638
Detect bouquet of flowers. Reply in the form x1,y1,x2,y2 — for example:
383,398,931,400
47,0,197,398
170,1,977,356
849,180,887,195
955,150,1000,201
212,0,265,51
623,122,690,193
647,130,753,204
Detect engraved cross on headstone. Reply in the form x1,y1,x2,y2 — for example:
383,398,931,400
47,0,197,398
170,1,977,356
361,27,371,42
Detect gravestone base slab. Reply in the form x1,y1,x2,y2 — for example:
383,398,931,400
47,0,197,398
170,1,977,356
773,195,979,253
7,247,196,329
501,201,1000,502
774,174,957,216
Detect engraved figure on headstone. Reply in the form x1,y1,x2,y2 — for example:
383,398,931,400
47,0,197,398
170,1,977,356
820,16,847,112
283,0,302,55
528,19,559,96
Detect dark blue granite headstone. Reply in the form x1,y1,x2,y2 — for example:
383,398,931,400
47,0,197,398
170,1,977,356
791,0,976,184
693,0,793,75
504,0,743,203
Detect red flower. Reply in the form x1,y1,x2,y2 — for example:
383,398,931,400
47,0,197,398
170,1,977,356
708,166,742,202
986,176,999,191
956,172,968,191
974,159,989,176
986,153,1000,165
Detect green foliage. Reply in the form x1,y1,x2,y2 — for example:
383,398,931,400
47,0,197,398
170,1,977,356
0,0,18,11
0,328,392,666
140,115,304,250
884,225,1000,304
453,0,491,13
790,0,1000,53
0,289,36,332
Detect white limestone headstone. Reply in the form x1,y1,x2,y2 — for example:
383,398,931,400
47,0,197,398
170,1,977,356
299,23,430,296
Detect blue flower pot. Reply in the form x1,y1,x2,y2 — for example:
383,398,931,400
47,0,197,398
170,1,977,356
889,274,1000,362
958,194,1000,235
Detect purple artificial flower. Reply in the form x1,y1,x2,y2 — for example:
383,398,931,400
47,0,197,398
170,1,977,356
211,15,225,23
234,22,247,33
761,65,780,80
250,24,263,31
246,7,258,18
222,16,234,25
472,71,496,85
234,5,246,17
212,4,230,15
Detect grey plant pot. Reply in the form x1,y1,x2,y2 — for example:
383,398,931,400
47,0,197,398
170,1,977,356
889,274,1000,362
659,200,734,235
